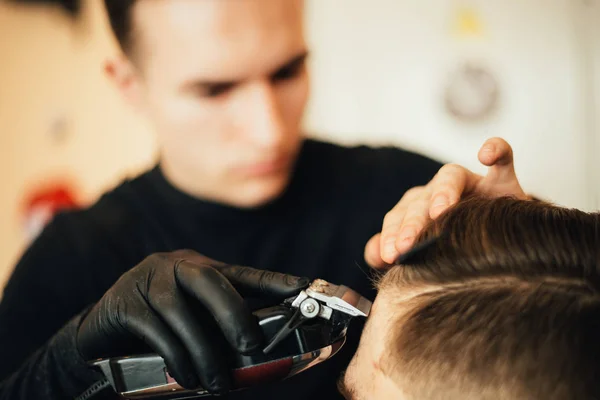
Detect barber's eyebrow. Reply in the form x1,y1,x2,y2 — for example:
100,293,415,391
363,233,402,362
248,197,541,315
337,373,359,400
270,51,309,80
182,51,309,97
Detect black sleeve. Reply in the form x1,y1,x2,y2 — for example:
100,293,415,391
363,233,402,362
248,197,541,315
351,144,445,211
378,146,445,191
0,213,108,398
0,310,105,400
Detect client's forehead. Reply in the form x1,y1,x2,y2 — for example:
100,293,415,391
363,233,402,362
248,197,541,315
376,267,443,302
376,266,414,294
369,277,441,343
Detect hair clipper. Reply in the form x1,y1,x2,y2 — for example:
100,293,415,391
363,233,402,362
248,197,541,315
89,279,372,399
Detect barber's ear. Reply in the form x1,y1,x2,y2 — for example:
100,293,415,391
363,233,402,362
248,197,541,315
104,55,145,113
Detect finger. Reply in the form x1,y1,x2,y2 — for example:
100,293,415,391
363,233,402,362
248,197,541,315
218,265,310,298
147,282,231,393
123,309,201,390
380,187,425,261
175,261,263,355
364,233,389,270
478,137,518,183
171,249,310,298
385,197,430,264
170,249,229,268
477,138,527,199
478,137,514,167
382,187,424,232
427,164,472,219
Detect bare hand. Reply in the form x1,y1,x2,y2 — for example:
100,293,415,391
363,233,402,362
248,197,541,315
364,137,529,269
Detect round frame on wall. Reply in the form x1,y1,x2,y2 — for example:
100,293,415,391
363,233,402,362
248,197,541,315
444,62,500,122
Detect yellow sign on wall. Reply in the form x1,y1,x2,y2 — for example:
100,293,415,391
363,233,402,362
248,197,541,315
455,7,484,38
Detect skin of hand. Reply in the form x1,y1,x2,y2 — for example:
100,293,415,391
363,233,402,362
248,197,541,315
364,137,529,269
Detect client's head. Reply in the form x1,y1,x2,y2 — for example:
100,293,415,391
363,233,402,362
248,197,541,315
342,196,600,400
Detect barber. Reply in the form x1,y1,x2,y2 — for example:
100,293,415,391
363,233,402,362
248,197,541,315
0,0,529,399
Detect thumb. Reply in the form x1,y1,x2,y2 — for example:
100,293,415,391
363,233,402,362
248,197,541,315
477,137,527,198
478,137,516,183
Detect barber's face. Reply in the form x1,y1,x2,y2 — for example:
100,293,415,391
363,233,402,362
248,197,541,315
341,293,407,400
110,0,309,207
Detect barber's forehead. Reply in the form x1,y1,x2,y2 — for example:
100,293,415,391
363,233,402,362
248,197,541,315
131,0,306,73
133,0,304,35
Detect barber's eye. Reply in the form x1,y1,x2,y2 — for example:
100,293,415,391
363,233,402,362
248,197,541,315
272,62,304,82
202,83,234,98
192,82,234,98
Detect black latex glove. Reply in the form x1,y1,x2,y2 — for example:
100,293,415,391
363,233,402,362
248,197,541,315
76,250,309,395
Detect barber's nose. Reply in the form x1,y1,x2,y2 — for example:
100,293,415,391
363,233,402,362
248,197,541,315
245,81,285,149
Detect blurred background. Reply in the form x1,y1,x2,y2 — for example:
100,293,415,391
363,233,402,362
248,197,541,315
0,0,598,293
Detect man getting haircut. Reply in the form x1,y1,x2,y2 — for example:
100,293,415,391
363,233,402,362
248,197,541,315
341,196,600,400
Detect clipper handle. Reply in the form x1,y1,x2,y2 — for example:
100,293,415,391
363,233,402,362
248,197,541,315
91,305,343,399
93,340,345,399
93,353,297,399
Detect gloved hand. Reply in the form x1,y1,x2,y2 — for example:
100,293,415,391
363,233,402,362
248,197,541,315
76,250,309,395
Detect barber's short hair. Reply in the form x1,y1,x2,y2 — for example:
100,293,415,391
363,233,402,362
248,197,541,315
103,0,137,53
377,196,600,400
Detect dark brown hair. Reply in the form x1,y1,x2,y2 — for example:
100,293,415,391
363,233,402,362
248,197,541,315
377,196,600,399
103,0,136,53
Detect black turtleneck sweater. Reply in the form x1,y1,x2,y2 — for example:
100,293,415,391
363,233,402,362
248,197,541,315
0,139,442,400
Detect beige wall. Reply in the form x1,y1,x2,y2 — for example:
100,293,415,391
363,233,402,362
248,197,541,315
0,1,157,291
0,0,597,292
587,0,600,210
303,0,597,211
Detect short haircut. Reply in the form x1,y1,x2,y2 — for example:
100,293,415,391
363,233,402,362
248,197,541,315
103,0,137,53
376,196,600,400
